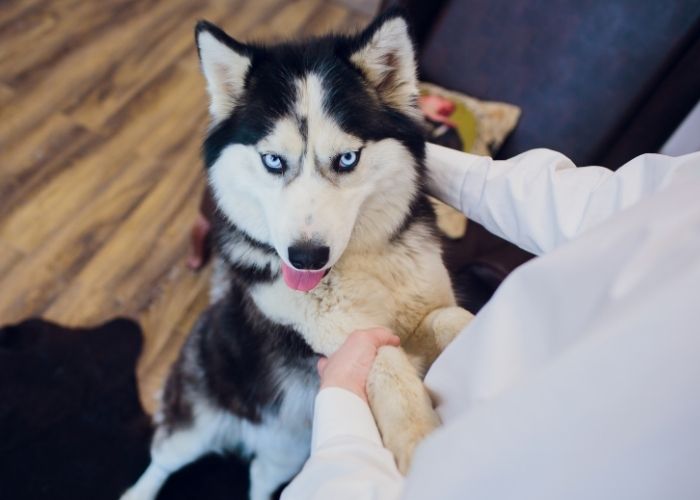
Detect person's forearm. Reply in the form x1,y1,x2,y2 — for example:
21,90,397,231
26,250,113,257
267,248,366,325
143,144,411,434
282,387,403,500
426,143,699,255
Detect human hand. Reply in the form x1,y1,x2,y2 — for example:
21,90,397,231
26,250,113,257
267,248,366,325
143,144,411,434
317,328,401,403
187,213,212,270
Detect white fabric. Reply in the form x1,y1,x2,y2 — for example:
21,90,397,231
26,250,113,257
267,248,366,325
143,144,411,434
284,387,404,499
283,145,700,500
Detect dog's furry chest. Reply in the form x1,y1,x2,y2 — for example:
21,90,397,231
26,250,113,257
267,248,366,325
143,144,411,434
249,233,455,355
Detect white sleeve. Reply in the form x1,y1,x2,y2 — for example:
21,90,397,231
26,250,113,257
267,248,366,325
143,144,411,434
426,143,698,255
281,387,404,500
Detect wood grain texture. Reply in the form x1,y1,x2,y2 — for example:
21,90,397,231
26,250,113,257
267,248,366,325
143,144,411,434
0,0,369,414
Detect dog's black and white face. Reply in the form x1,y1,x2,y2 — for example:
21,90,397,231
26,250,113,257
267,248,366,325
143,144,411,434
197,12,427,291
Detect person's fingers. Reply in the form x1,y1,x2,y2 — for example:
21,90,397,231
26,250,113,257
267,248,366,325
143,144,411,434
383,332,401,347
317,357,328,375
187,226,204,270
350,327,400,349
367,327,401,348
187,255,202,269
187,215,212,271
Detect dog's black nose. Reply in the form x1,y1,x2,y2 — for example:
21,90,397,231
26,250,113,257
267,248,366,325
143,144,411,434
288,244,330,270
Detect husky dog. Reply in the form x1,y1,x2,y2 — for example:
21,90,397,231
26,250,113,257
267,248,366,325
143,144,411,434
122,10,473,500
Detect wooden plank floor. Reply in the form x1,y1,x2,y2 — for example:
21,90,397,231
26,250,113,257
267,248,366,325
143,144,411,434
0,0,371,414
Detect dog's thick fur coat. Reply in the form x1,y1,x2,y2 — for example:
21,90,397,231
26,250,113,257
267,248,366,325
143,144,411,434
122,11,473,500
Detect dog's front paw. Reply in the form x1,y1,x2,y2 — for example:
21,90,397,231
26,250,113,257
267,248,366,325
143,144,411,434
431,306,474,350
368,346,442,474
383,410,440,474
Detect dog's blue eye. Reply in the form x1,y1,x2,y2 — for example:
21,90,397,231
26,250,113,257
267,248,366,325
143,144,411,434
261,153,285,174
335,150,360,172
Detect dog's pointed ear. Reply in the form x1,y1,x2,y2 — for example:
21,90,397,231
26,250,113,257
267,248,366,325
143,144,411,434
349,11,418,114
195,20,252,123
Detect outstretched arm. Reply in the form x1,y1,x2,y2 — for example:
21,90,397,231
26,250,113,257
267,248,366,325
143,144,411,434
282,329,404,500
426,143,700,255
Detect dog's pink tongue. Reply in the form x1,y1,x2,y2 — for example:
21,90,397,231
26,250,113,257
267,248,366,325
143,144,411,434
281,262,325,292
